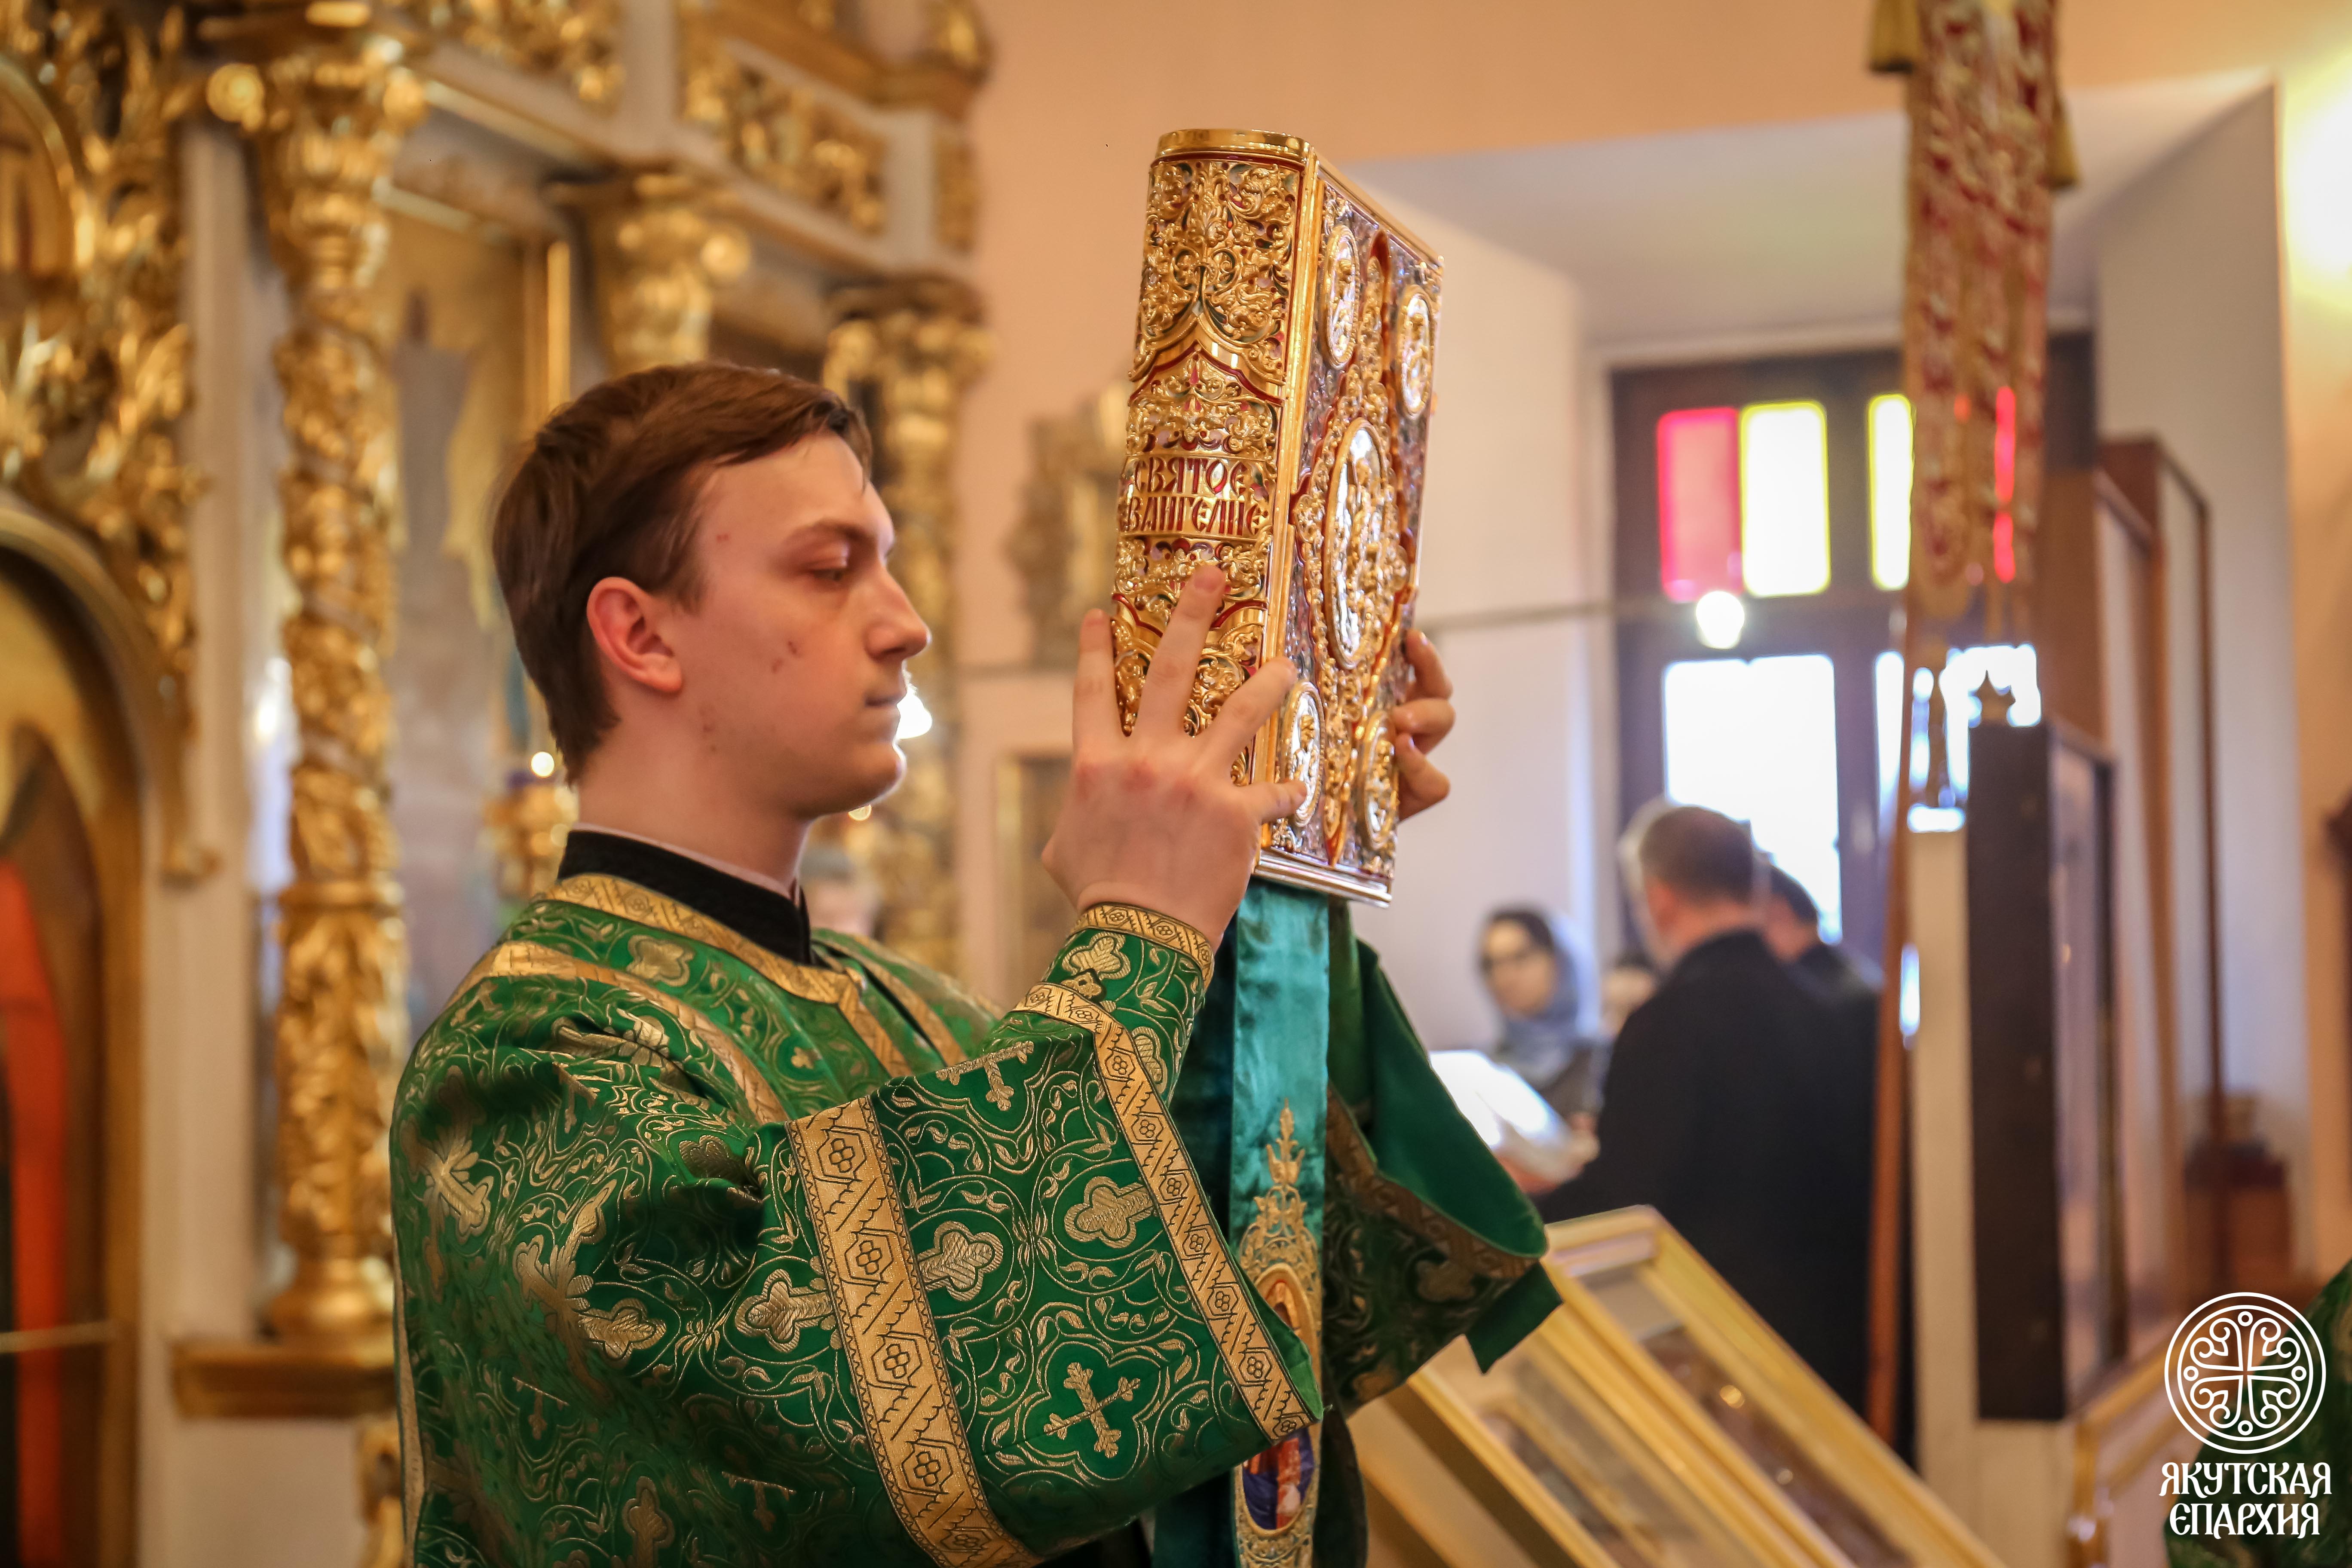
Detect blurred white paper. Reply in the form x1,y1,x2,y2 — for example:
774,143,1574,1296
1427,1049,1584,1185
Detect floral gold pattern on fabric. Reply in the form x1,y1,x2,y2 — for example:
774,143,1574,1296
1075,903,1215,975
1043,1363,1141,1458
785,1096,1035,1568
1235,1103,1324,1566
821,933,972,1064
394,895,1343,1560
549,873,916,1078
1321,1089,1535,1412
1013,982,1313,1444
475,940,790,1123
1065,1177,1153,1247
1116,131,1438,903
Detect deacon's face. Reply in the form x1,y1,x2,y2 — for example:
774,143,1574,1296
667,433,928,819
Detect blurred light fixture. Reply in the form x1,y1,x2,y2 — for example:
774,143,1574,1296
528,750,557,778
897,683,934,742
1694,590,1746,650
848,805,873,822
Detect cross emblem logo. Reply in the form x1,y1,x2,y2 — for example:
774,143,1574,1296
2165,1292,2326,1455
1043,1361,1141,1458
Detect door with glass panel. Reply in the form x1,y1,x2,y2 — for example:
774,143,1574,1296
1612,341,2091,969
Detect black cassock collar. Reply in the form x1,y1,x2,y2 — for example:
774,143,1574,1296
554,829,815,965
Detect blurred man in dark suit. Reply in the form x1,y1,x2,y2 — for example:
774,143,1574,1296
1539,806,1872,1412
1762,864,1880,1029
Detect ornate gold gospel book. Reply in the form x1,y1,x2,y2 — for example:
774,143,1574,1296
1115,129,1439,903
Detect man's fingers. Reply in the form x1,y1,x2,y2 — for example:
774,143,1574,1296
1402,629,1453,701
1136,563,1225,735
1239,778,1311,827
1390,695,1455,750
1072,608,1118,749
1200,658,1296,762
1395,732,1452,819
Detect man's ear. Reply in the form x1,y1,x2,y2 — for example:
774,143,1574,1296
583,576,686,698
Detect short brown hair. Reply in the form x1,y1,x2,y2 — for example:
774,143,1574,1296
491,363,872,769
1638,805,1762,905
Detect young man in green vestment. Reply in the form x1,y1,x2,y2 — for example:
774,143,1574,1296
390,363,1550,1566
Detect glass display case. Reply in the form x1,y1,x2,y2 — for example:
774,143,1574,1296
1354,1210,2007,1568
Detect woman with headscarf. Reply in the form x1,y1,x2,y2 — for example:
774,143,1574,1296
1479,906,1608,1134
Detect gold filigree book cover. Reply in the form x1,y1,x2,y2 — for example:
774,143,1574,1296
1115,128,1439,903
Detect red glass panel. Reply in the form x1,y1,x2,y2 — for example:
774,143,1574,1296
1656,407,1741,601
1994,385,2016,503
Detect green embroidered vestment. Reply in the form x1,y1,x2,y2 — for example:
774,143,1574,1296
391,874,1542,1565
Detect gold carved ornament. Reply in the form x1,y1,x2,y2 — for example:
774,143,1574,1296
1115,135,1433,900
1283,222,1411,875
416,0,620,107
207,7,428,1349
824,279,989,977
556,166,749,377
1008,385,1123,669
935,121,976,253
1879,0,2069,632
680,1,887,236
0,0,204,786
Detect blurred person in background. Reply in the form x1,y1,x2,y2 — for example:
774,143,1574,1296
1478,907,1608,1136
1762,862,1879,1029
1540,804,1872,1413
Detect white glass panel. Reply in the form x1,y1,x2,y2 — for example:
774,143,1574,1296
1738,401,1831,597
1869,394,1912,590
1663,654,1842,941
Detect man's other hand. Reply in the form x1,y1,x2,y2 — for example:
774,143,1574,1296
1391,629,1455,820
1043,564,1305,942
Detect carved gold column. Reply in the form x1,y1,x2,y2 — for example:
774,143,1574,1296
825,279,989,975
207,4,425,1349
557,167,748,373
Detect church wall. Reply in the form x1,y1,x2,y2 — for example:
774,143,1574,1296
2092,93,2318,1273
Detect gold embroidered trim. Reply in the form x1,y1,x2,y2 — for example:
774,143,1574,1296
1014,983,1311,1443
1324,1090,1531,1283
818,934,970,1065
1076,903,1216,977
546,875,915,1078
784,1098,1035,1568
472,941,789,1123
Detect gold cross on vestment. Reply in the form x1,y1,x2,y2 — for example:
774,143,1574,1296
939,1041,1034,1111
724,1473,795,1530
1043,1361,1140,1458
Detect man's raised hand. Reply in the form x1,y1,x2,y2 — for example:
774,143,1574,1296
1042,564,1306,942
